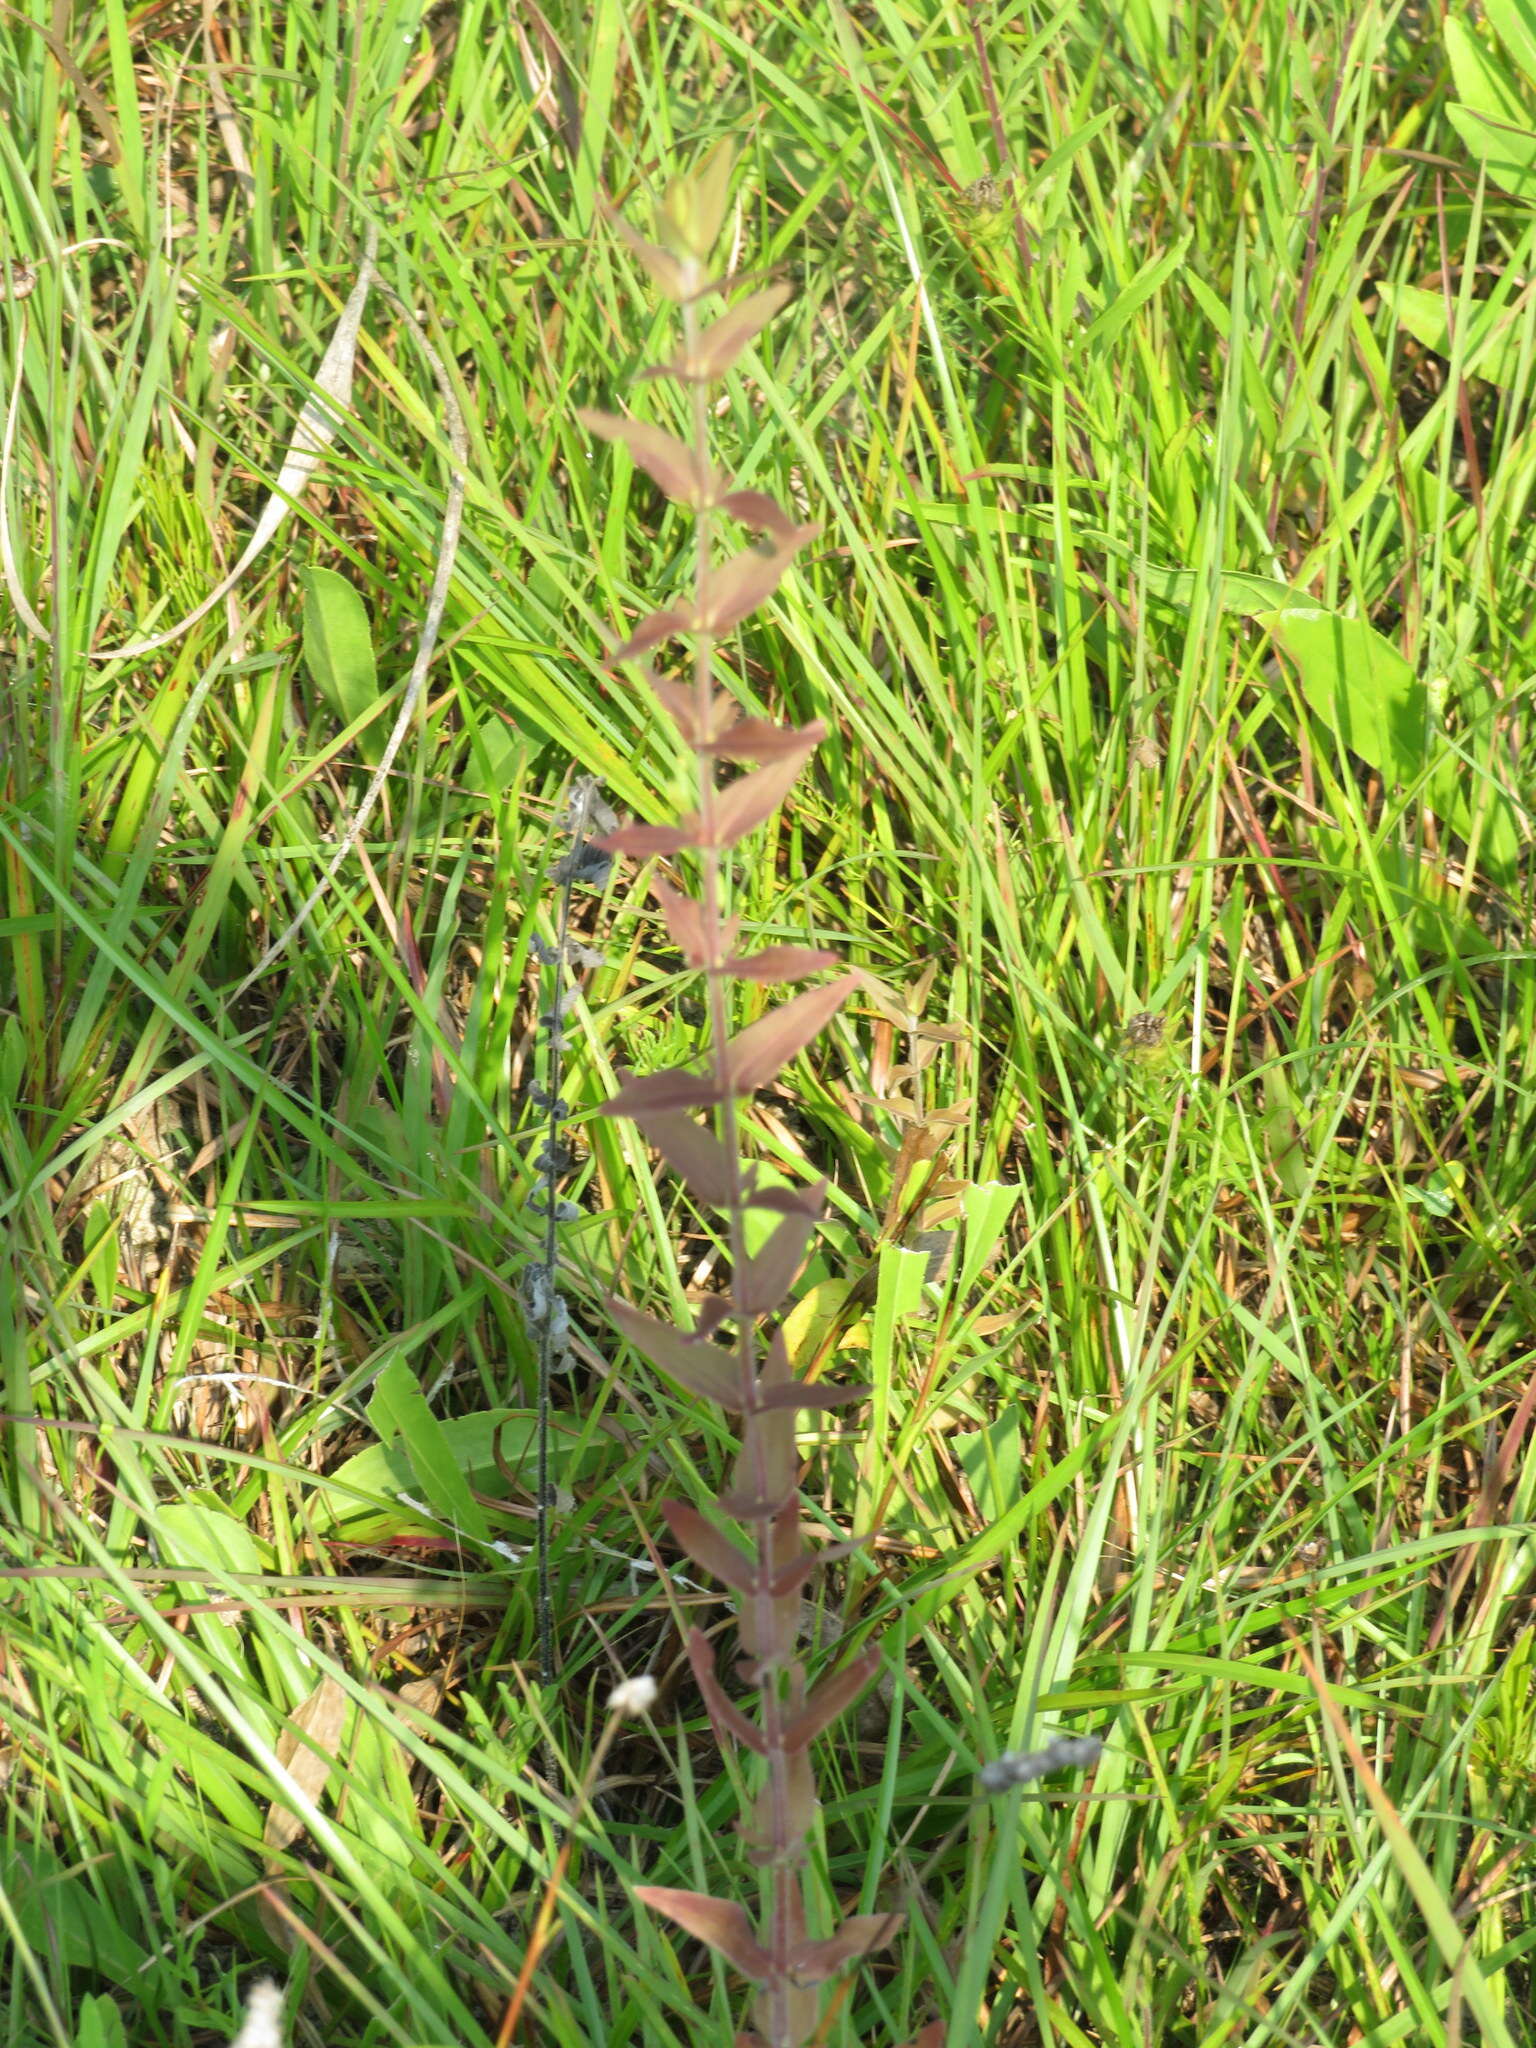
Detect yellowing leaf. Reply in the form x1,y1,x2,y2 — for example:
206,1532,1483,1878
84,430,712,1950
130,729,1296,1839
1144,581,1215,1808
264,1675,348,1856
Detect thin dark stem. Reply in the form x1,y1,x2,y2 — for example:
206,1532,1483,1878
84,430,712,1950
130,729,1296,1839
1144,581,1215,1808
534,863,579,1689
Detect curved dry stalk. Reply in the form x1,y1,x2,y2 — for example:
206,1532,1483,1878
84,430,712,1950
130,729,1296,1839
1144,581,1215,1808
3,229,376,657
232,269,469,997
88,223,380,663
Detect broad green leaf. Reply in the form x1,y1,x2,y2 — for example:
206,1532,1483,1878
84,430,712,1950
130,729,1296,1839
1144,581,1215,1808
955,1181,1023,1296
1264,603,1522,877
314,1409,590,1538
152,1499,266,1583
1485,0,1536,87
302,565,382,764
1445,101,1536,190
1447,15,1534,125
153,1501,312,1708
74,1997,129,2048
367,1355,490,1540
0,1844,144,1977
1376,281,1536,389
1262,1067,1311,1200
335,1699,428,1867
740,1161,814,1258
1445,19,1536,190
783,1277,861,1368
1262,605,1427,784
872,1245,930,1369
1142,564,1299,615
953,1411,1021,1522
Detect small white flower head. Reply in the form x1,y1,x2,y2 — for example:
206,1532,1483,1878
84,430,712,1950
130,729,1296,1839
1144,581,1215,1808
608,1673,658,1719
229,1979,284,2048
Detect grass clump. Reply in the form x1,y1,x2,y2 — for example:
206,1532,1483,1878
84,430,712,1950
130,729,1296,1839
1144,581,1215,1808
4,3,1536,2046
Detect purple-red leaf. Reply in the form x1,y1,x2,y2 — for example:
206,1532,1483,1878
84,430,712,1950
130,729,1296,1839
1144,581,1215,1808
722,973,859,1093
651,878,737,967
780,1646,884,1753
636,671,741,747
629,1105,736,1204
721,489,804,543
707,740,819,848
751,1379,872,1414
602,1067,722,1116
698,530,816,636
685,1627,769,1755
692,1295,732,1342
610,608,691,664
576,409,720,507
755,1743,817,1847
608,1301,745,1408
633,1889,772,1981
662,1501,758,1594
767,1533,870,1599
727,945,841,982
643,671,704,742
678,284,794,380
602,822,699,858
720,1408,798,1521
707,716,824,763
786,1912,902,1985
736,1191,826,1313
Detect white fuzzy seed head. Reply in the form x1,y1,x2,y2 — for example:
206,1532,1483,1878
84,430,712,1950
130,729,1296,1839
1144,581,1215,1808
608,1673,658,1718
229,1980,283,2048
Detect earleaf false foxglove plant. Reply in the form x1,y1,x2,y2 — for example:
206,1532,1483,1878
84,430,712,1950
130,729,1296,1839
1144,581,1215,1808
580,145,909,2048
